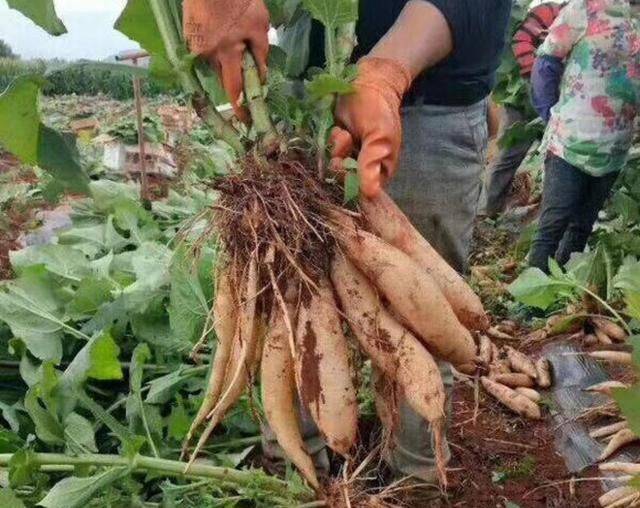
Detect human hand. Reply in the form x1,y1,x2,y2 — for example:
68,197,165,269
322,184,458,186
183,0,270,122
329,58,412,198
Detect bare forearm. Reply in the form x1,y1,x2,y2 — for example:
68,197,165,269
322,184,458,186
369,0,453,79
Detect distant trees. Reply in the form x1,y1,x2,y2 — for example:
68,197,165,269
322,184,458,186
0,40,17,59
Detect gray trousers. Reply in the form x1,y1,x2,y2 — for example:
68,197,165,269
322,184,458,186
384,100,488,481
263,99,489,483
483,106,533,218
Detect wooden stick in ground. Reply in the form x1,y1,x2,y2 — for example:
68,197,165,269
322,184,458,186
132,75,149,201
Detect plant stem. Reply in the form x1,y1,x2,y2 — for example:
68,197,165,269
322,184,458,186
242,52,278,148
0,453,306,498
147,0,244,153
575,283,632,335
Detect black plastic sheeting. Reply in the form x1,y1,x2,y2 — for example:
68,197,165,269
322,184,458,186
544,342,639,490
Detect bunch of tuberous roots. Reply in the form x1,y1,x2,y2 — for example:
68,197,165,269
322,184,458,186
179,144,492,491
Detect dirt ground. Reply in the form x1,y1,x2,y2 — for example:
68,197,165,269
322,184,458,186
446,375,602,507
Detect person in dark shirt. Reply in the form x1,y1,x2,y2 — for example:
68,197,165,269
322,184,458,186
185,0,512,486
326,0,511,484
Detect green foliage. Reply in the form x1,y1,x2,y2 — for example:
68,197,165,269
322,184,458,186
0,40,17,59
7,0,66,36
38,468,129,508
106,116,166,145
0,75,89,195
302,0,358,28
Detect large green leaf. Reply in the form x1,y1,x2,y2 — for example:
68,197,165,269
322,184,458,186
10,244,91,282
38,467,129,508
0,267,65,362
66,278,114,320
508,268,569,310
0,488,25,508
302,0,358,27
7,0,66,35
24,388,65,445
613,383,640,437
0,76,89,194
64,412,97,453
115,0,167,57
168,246,211,345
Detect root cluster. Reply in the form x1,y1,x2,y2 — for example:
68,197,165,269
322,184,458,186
182,152,491,492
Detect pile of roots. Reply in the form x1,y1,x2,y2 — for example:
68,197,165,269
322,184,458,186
181,151,491,490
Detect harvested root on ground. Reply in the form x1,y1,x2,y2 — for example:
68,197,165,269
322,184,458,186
487,326,514,341
589,351,633,366
478,335,493,365
360,192,489,331
515,387,541,402
262,305,320,489
295,278,358,456
490,373,535,388
600,462,640,475
481,376,541,419
584,334,599,346
586,381,629,396
591,421,629,439
489,360,511,377
497,320,517,335
505,346,538,379
599,487,638,508
535,358,552,388
599,428,640,461
595,327,614,345
334,214,476,367
593,317,628,342
491,342,500,364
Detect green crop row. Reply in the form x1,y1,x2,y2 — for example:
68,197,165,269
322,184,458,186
0,58,177,100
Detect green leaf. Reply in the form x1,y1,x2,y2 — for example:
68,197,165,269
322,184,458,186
38,467,129,508
130,344,151,395
89,180,139,213
64,412,97,453
0,267,65,361
75,390,145,458
302,0,358,27
62,331,123,388
0,76,89,194
66,278,114,320
121,242,172,313
169,246,211,345
11,244,90,281
145,367,196,404
0,488,25,508
265,0,302,25
7,0,66,35
115,0,167,58
0,430,23,453
277,11,312,78
613,384,640,437
24,388,64,445
343,168,360,204
167,402,191,440
8,448,38,487
306,73,354,100
0,76,43,164
508,268,569,310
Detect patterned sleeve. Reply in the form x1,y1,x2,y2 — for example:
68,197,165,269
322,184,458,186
537,0,588,59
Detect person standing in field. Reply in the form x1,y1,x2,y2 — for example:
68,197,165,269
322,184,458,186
484,0,566,218
182,0,512,484
528,0,640,272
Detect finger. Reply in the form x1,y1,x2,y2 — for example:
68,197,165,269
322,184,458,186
329,127,354,159
217,47,250,123
249,32,270,82
358,137,393,198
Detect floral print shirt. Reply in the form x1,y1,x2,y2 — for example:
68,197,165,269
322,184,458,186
537,0,640,175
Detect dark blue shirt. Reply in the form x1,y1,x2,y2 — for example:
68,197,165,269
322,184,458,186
311,0,512,106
